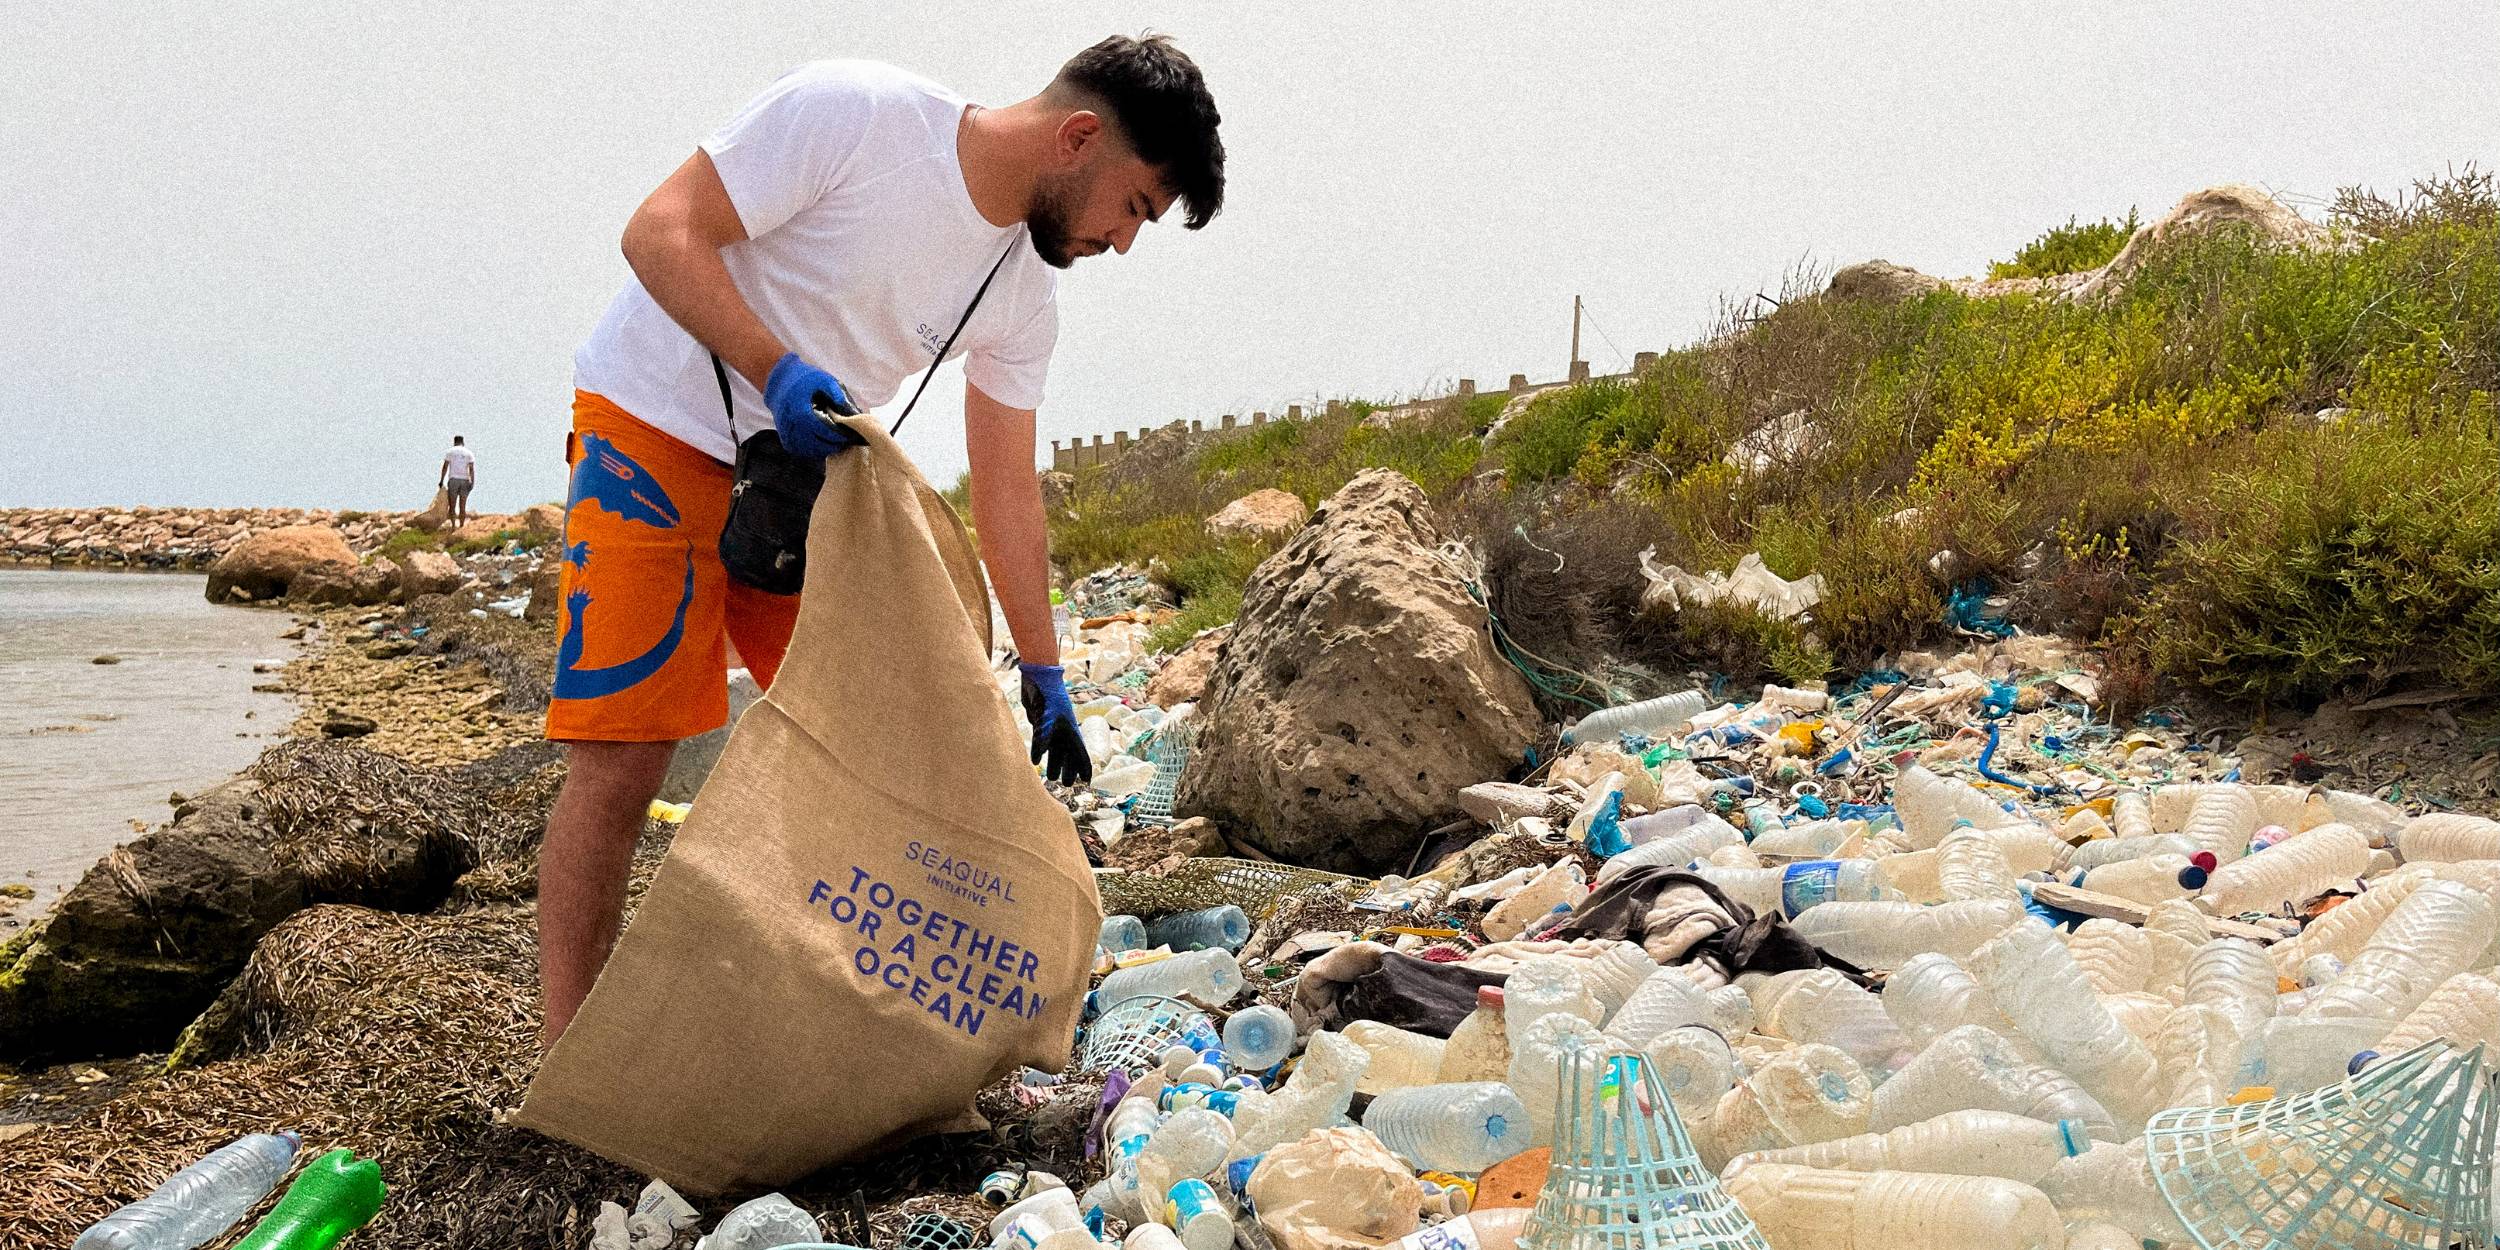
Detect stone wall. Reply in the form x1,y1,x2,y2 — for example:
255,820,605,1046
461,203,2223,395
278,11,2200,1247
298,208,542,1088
0,507,417,570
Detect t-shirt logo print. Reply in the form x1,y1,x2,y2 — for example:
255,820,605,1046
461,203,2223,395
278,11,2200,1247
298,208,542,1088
554,433,696,700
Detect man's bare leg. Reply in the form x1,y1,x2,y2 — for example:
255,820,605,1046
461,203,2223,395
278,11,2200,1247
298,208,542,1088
539,738,677,1046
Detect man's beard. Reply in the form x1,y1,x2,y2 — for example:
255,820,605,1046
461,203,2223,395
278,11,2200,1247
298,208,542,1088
1026,173,1087,270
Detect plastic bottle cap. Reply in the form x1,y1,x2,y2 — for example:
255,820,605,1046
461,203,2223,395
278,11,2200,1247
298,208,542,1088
2349,1050,2379,1075
2178,866,2210,889
2190,851,2219,871
1477,986,1505,1007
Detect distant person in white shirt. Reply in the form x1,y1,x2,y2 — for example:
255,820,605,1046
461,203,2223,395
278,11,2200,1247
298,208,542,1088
439,436,477,528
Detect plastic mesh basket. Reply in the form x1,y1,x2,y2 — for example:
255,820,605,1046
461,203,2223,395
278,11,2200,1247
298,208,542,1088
2145,1039,2499,1250
1130,718,1198,827
895,1213,982,1250
1077,993,1214,1075
1096,856,1367,923
1520,1039,1772,1250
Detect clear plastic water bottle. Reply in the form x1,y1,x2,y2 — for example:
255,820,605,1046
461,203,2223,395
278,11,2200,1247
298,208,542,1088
1599,965,1710,1047
1227,1029,1366,1158
2363,970,2500,1063
1481,861,1588,940
1220,1005,1294,1073
1727,1109,2087,1185
1591,820,1742,884
1099,915,1149,953
1137,1109,1234,1209
1787,897,2027,969
1359,1082,1528,1172
1578,941,1659,1022
2143,897,2213,949
74,1132,303,1250
2256,1015,2386,1092
1097,948,1245,1012
1881,954,2029,1053
1893,765,2018,848
2149,1002,2241,1108
1747,818,1863,860
2301,877,2498,1028
1145,906,1251,953
2059,831,2202,872
2112,790,2154,841
1437,986,1513,1084
1695,860,1892,918
2182,938,2279,1040
2198,823,2369,916
1706,984,1755,1037
2178,785,2258,866
1560,689,1706,746
2038,1139,2193,1245
2064,919,2153,996
1501,956,1601,1040
1343,1020,1447,1094
2397,812,2500,863
1938,823,2022,901
1969,920,2165,1130
1755,969,1914,1075
696,1193,822,1250
1642,1025,1738,1123
1506,1010,1605,1148
1725,1163,2065,1249
1620,804,1734,848
1870,1024,2118,1139
1745,1042,1874,1146
2081,852,2212,906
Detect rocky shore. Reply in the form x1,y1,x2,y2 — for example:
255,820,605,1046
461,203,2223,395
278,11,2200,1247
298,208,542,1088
0,506,416,570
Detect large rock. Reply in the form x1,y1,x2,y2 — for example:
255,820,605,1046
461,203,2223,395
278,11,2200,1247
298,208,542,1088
287,556,401,607
521,557,563,623
399,548,464,598
0,765,474,1063
449,514,516,545
1145,625,1230,709
1038,470,1076,514
1176,471,1544,872
1207,489,1310,539
1827,259,1944,303
203,525,356,602
2074,183,2335,299
516,502,566,539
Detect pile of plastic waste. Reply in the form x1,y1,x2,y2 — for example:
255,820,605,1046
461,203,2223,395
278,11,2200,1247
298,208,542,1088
70,1132,386,1250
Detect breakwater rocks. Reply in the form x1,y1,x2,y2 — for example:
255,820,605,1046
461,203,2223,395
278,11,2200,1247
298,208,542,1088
0,507,417,571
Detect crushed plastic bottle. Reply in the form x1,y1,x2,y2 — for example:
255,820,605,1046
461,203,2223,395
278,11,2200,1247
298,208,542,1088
2197,822,2369,916
1754,969,1915,1076
694,1193,821,1250
1343,1021,1448,1095
1870,1024,2118,1139
2180,938,2278,1041
1937,823,2022,901
1136,1109,1234,1210
1893,764,2017,847
1359,1081,1528,1173
1727,1109,2087,1185
1221,1005,1295,1073
1641,1025,1739,1124
2037,1138,2193,1245
1481,861,1587,941
1881,954,2031,1053
2396,811,2500,863
1599,966,1711,1047
1096,948,1245,1012
1144,906,1251,954
1501,956,1602,1040
1592,818,1744,882
1969,920,2164,1130
1098,915,1148,954
1436,986,1512,1085
1229,1030,1367,1158
1725,1163,2065,1249
1787,897,2027,969
1560,689,1706,747
2300,878,2497,1030
74,1132,303,1250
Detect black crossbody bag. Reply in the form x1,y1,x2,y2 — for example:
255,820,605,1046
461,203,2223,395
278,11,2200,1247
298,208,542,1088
712,232,1020,595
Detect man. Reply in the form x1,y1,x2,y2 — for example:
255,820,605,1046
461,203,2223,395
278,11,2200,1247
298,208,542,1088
439,435,476,529
539,36,1225,1042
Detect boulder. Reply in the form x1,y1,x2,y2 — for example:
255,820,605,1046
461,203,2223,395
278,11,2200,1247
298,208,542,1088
399,549,464,598
1145,625,1231,709
1176,470,1544,872
203,525,356,603
288,556,402,607
516,502,566,539
0,767,475,1063
2074,183,2336,300
449,514,515,545
1207,489,1310,539
522,558,563,623
1037,470,1076,514
1826,259,1944,303
1102,420,1196,490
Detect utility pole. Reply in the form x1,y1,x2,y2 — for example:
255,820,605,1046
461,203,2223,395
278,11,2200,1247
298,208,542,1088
1570,294,1583,374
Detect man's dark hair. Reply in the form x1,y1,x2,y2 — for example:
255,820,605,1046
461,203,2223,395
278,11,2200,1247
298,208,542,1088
1053,34,1225,229
452,435,465,444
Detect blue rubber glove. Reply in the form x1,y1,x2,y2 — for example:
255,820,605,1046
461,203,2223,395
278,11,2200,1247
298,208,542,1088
1020,662,1092,786
763,352,867,457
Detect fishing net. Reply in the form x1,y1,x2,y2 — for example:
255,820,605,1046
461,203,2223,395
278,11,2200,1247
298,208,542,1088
1095,857,1366,924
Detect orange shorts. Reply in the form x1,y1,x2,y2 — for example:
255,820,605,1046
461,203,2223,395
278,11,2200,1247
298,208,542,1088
543,391,801,743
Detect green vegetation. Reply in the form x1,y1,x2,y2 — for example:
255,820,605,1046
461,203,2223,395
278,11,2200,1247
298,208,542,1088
374,527,443,559
1989,209,2140,279
1052,170,2499,709
449,529,527,555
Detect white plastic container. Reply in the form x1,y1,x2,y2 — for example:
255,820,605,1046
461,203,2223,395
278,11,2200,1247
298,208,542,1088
2064,919,2152,996
1505,1010,1604,1148
1727,1109,2087,1185
1869,1025,2117,1138
2367,970,2500,1061
1579,941,1661,1022
1135,1109,1234,1209
1096,948,1245,1012
2198,823,2369,916
1501,955,1602,1040
1787,898,2027,969
2178,785,2258,866
1592,819,1743,883
1359,1082,1528,1173
1599,966,1712,1047
1560,689,1707,746
1755,969,1914,1076
1893,765,2018,848
1968,920,2164,1130
1481,860,1587,941
1343,1021,1448,1095
2397,812,2500,863
1437,986,1512,1085
2300,878,2497,1029
1723,1164,2064,1250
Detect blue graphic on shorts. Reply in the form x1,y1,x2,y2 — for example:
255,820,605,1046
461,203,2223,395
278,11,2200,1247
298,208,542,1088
554,546,696,700
566,433,682,530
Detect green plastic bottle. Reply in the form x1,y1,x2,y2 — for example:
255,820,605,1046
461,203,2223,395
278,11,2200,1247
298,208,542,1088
232,1147,385,1249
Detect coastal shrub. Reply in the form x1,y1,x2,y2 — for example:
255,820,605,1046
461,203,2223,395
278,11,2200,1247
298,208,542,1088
1989,210,2138,279
376,527,442,559
1145,584,1243,652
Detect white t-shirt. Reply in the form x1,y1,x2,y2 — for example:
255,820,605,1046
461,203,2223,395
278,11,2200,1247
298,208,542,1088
574,60,1059,463
442,446,475,480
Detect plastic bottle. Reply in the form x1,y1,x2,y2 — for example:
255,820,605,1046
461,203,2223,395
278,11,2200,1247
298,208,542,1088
1125,1225,1187,1250
1869,1025,2117,1138
1600,966,1711,1047
1937,824,2022,901
1726,1110,2087,1185
1755,969,1914,1076
1881,954,2028,1052
2149,1002,2241,1108
2180,938,2278,1040
1723,1163,2064,1250
1343,1021,1448,1095
2142,899,2213,958
1591,820,1743,884
1501,956,1602,1040
1099,915,1148,953
2178,785,2258,866
1749,819,1864,860
2397,812,2500,863
1091,1092,1164,1223
1643,1025,1739,1123
1228,1029,1366,1158
1694,861,1891,918
1219,1004,1293,1073
2080,852,2212,906
1097,948,1245,1012
1706,984,1754,1035
1137,1109,1234,1209
2059,832,2201,872
1561,689,1708,747
1786,898,2027,969
2038,1139,2192,1245
74,1131,303,1250
1744,1043,1874,1146
2062,919,2151,997
2301,878,2497,1028
1145,906,1251,954
1481,861,1588,941
1160,1179,1233,1250
1985,823,2070,877
1385,1208,1531,1250
1620,804,1736,848
1893,765,2018,848
2111,791,2154,842
1872,848,1945,904
2256,1015,2385,1092
1578,941,1661,1022
694,1193,821,1250
1506,1011,1604,1148
1359,1082,1528,1173
1437,987,1513,1084
2198,823,2369,917
2101,992,2175,1048
2365,971,2500,1062
1968,920,2164,1130
227,1148,382,1250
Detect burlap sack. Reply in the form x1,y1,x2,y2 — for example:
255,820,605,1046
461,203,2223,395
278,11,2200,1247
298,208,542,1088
516,418,1102,1193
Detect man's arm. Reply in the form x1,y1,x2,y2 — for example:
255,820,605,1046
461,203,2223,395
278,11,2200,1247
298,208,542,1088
619,150,789,390
964,383,1060,667
438,460,446,489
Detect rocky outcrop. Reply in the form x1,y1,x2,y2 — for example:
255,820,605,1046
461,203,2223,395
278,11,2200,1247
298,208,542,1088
2072,183,2337,299
0,506,415,571
448,514,517,545
1827,259,1944,303
1038,470,1076,515
1206,489,1310,539
1145,625,1230,708
516,503,566,538
204,525,357,603
288,556,402,608
522,558,563,623
399,549,465,598
0,756,477,1063
1177,470,1545,872
1102,421,1197,491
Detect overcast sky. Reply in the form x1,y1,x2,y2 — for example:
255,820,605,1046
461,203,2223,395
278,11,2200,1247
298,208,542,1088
4,2,2493,512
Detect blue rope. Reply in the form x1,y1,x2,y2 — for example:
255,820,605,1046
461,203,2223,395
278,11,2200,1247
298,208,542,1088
1979,722,2060,796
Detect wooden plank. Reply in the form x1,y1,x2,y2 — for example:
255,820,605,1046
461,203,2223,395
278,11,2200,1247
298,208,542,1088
2028,881,2294,944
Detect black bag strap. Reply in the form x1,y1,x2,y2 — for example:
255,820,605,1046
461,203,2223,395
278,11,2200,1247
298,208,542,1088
710,227,1023,441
